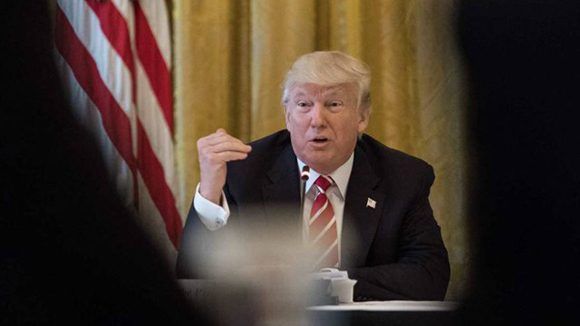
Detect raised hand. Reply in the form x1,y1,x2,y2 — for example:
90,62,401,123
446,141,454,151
197,128,252,204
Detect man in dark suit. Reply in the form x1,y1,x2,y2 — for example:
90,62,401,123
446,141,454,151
177,51,449,301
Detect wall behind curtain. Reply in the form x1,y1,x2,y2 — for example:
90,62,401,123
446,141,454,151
173,0,468,300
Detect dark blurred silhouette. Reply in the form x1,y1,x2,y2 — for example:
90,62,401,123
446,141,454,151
0,3,209,325
457,0,580,324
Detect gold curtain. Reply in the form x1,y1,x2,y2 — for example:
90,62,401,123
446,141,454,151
174,0,468,300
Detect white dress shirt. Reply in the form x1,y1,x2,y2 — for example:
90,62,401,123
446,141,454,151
194,153,355,263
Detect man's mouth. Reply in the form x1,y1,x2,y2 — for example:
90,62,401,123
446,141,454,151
311,136,329,143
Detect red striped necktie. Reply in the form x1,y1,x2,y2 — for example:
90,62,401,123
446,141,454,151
309,175,339,270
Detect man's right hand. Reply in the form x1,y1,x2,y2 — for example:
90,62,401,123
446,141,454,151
197,128,252,205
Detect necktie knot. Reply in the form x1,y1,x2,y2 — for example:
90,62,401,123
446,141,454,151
314,175,332,192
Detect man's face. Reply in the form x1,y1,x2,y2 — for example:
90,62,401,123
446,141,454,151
285,83,369,174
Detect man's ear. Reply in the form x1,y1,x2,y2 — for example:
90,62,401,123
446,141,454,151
284,105,291,127
358,107,370,133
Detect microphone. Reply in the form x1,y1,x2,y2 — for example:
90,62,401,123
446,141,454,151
301,165,311,182
300,165,310,221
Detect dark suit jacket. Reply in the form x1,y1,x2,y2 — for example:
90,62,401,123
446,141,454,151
177,130,450,301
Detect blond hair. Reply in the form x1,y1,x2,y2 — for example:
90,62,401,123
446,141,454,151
282,51,371,112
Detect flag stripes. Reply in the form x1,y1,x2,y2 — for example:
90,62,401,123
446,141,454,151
54,7,136,171
54,54,135,208
136,121,182,245
54,0,182,249
85,1,136,93
134,1,173,132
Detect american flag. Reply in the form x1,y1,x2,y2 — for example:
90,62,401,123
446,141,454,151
54,0,182,252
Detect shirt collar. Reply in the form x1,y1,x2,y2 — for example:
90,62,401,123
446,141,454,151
297,152,354,200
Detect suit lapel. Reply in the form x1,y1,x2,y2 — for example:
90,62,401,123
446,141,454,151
259,137,385,267
341,146,385,268
262,144,301,229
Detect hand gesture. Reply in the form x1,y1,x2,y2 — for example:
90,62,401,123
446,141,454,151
197,129,251,204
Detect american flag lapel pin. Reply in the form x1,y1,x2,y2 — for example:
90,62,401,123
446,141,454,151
366,197,376,209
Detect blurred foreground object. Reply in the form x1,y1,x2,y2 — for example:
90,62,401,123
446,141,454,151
457,0,580,324
179,228,312,326
0,2,209,324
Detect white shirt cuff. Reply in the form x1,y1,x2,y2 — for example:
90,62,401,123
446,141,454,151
193,183,230,231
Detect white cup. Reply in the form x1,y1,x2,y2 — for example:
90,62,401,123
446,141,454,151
330,278,357,303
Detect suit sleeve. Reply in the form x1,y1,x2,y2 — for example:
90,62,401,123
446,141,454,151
346,166,450,301
175,202,208,279
176,184,237,279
